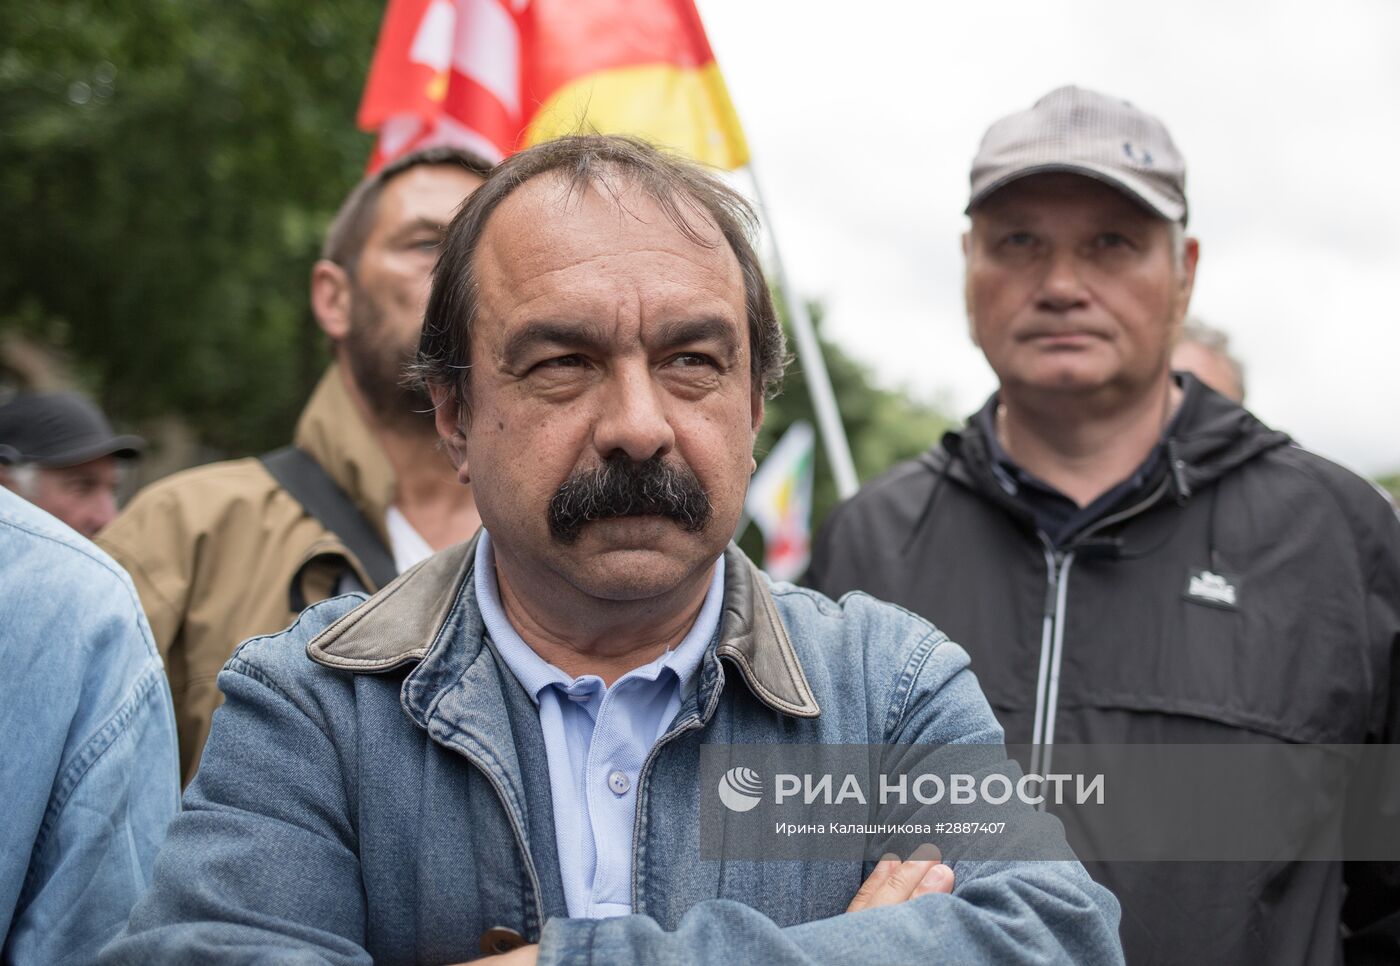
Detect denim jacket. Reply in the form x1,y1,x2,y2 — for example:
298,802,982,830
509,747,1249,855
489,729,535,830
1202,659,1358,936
106,537,1121,965
0,488,180,965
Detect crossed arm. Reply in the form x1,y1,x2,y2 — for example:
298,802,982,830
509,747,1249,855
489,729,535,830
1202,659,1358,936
477,857,956,966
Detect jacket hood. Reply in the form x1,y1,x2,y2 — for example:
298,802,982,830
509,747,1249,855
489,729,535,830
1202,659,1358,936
928,373,1292,507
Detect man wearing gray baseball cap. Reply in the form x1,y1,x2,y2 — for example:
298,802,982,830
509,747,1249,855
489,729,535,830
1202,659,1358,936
0,390,145,538
809,86,1400,963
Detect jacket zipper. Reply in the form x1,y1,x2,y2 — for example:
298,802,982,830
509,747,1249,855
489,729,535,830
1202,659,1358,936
1027,475,1173,798
629,674,725,914
451,744,546,937
1030,543,1072,794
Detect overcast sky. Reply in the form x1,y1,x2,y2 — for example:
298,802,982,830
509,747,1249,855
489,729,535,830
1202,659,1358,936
694,0,1400,477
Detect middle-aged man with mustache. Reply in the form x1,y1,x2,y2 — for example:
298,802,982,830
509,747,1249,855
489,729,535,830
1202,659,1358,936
104,135,1123,965
808,87,1400,964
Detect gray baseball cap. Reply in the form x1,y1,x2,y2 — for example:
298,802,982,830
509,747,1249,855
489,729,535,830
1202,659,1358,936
0,391,144,467
967,85,1188,224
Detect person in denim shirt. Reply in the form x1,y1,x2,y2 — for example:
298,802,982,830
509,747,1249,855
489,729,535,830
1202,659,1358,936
0,485,180,964
106,136,1122,965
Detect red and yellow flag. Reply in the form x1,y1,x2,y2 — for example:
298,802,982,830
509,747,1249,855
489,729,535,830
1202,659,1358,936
358,0,749,171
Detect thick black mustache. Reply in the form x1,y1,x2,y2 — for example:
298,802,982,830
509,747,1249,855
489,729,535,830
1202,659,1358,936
547,456,713,544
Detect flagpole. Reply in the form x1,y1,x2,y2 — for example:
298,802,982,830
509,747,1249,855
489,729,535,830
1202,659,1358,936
746,165,859,499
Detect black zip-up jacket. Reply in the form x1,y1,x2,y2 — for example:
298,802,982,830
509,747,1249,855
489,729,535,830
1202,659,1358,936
808,375,1400,965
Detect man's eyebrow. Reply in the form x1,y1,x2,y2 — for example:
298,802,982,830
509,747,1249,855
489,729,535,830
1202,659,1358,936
500,319,612,366
650,316,741,355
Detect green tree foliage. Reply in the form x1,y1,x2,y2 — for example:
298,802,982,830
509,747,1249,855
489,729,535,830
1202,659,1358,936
1,2,956,521
0,0,382,453
739,302,956,562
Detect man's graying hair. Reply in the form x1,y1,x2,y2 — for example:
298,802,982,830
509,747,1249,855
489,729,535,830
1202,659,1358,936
413,135,788,418
1169,222,1187,274
1177,316,1246,397
321,146,495,275
6,462,40,499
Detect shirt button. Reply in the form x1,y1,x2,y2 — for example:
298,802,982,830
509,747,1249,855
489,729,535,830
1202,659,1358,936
608,770,631,795
479,927,528,956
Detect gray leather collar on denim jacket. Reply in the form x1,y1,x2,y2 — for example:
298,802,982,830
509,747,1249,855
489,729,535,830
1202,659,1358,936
307,534,822,720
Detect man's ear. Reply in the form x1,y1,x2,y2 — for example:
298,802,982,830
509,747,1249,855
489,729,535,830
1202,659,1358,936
961,230,981,348
750,390,765,436
1172,237,1201,329
311,259,353,342
430,385,471,482
1180,236,1200,296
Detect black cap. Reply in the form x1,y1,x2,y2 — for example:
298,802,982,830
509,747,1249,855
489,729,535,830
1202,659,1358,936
0,391,145,467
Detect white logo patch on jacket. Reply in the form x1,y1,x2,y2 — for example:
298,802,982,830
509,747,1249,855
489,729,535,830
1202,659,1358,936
1183,569,1241,610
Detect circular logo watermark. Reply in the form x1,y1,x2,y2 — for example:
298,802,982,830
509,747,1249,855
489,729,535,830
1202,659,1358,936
718,766,763,812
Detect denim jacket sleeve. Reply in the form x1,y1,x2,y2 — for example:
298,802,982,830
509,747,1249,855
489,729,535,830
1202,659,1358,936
0,495,181,966
100,602,375,966
536,597,1124,966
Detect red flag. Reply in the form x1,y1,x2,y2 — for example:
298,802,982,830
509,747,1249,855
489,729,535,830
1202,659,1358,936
358,0,749,171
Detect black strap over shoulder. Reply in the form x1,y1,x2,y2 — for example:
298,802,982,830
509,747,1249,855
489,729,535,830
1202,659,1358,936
259,446,397,597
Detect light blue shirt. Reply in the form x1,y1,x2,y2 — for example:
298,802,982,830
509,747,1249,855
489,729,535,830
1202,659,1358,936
474,530,723,919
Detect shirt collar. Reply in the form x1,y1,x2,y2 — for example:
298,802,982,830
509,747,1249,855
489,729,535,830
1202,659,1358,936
473,529,726,705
